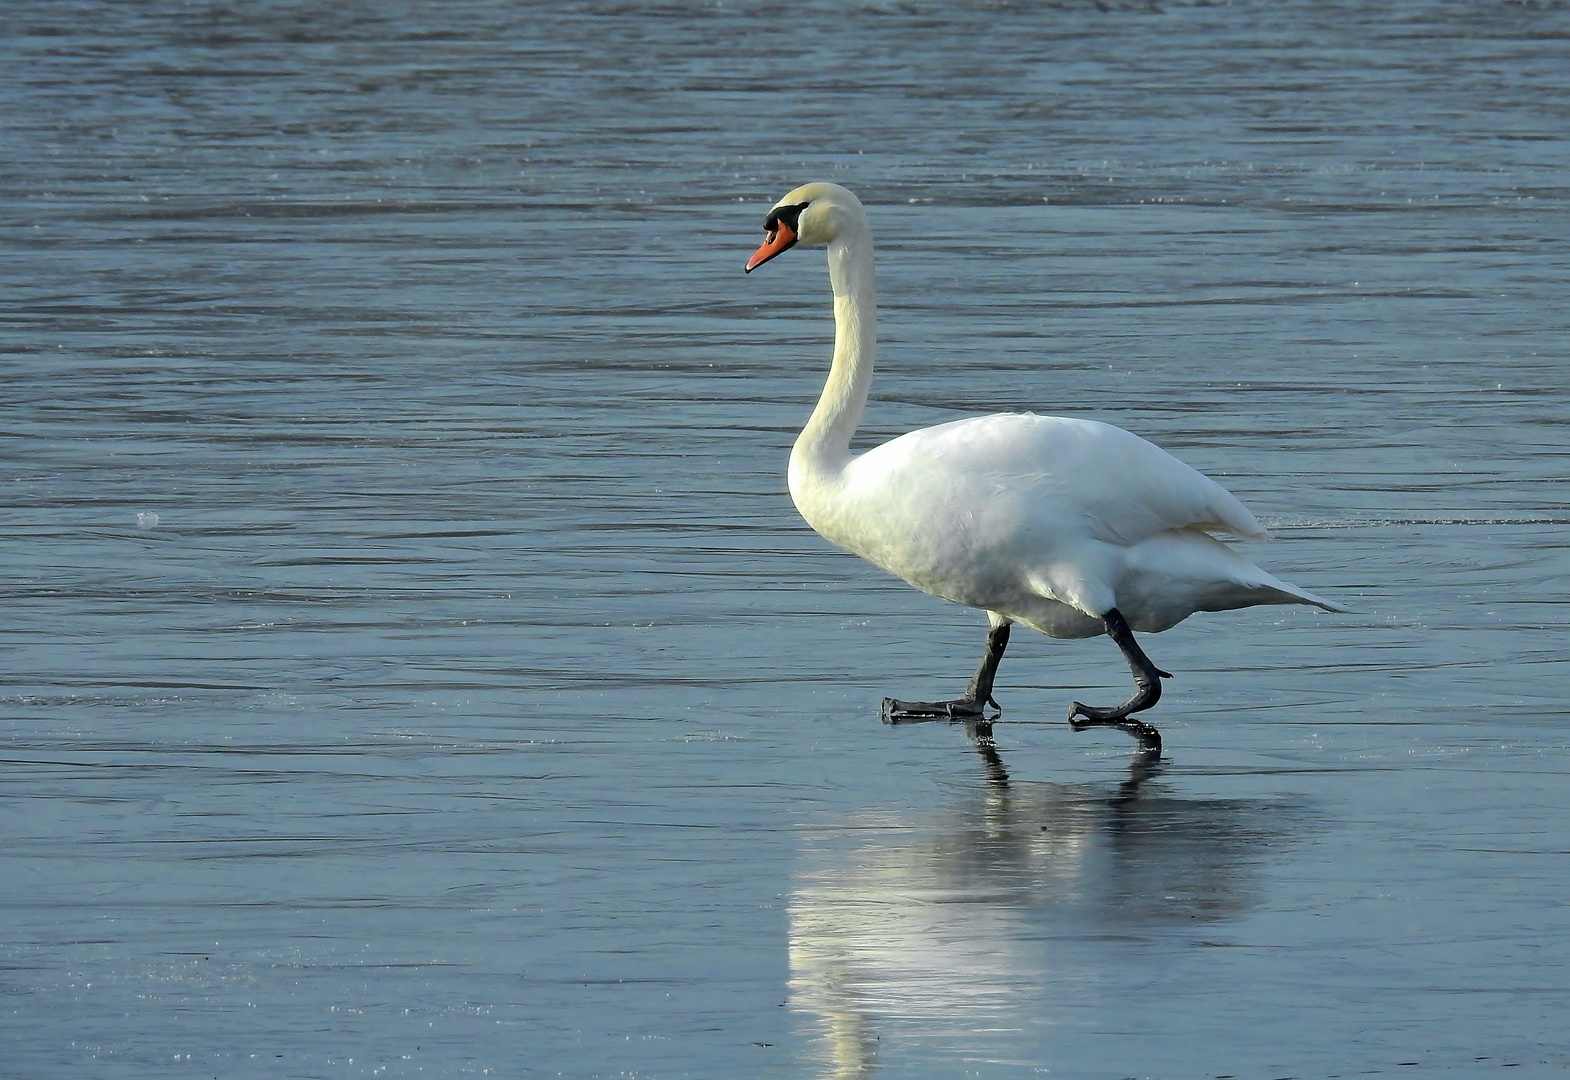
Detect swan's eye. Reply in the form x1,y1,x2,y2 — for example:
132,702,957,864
764,201,810,236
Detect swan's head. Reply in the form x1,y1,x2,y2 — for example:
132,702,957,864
744,183,867,273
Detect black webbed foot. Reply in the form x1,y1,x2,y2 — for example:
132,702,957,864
882,694,999,724
880,621,1011,726
1067,609,1167,748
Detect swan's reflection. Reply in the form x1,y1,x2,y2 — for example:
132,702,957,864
789,734,1300,1077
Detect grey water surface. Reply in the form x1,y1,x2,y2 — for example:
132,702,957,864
3,2,1569,1077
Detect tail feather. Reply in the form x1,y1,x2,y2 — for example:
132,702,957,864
1250,571,1349,614
1279,584,1350,614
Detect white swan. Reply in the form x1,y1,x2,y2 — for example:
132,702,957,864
745,182,1344,743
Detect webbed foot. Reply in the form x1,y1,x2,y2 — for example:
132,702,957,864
882,694,1000,725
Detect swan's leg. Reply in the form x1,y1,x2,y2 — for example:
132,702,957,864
882,620,1011,724
1068,609,1169,747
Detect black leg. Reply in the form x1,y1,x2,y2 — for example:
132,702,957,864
882,621,1011,724
1068,609,1169,747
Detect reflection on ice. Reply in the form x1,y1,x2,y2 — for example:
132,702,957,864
789,744,1303,1076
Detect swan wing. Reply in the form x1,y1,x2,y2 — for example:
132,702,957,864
860,413,1268,544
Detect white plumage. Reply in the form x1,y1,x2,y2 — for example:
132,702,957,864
745,182,1342,739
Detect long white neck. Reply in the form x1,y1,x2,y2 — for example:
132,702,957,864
788,221,877,504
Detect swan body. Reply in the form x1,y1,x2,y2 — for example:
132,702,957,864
745,182,1342,739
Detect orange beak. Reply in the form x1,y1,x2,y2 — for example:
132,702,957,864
744,218,798,273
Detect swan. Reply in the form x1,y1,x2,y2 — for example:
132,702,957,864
744,182,1344,744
